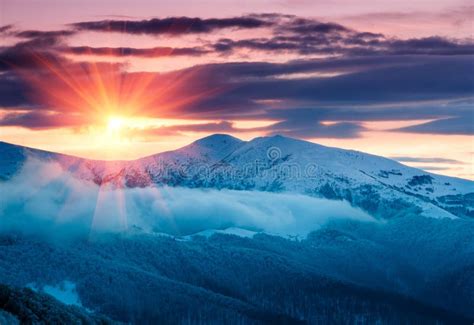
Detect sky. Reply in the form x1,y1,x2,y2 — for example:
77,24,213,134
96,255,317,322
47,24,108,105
0,0,473,179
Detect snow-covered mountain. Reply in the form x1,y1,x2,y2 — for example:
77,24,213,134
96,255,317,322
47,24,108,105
1,134,472,219
1,134,474,323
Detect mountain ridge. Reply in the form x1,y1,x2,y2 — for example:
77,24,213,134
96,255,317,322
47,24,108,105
1,134,472,219
0,133,470,182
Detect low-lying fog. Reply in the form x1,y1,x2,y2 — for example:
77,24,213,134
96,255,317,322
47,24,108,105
0,159,374,239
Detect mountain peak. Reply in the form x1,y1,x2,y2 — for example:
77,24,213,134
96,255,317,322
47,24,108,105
192,134,244,147
174,134,246,161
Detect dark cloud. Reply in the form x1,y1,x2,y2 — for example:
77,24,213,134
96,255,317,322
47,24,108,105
11,29,75,49
63,46,209,57
16,30,76,39
136,119,363,139
285,18,349,34
264,120,365,139
5,15,474,64
1,54,472,138
0,25,14,34
394,116,474,135
0,49,78,109
214,37,313,54
213,33,474,57
142,56,472,138
197,56,418,78
386,37,474,55
0,111,87,129
72,16,271,35
204,14,474,57
184,56,474,107
0,73,30,107
0,48,58,71
0,28,73,72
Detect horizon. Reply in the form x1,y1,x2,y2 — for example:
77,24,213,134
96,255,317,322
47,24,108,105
0,0,472,179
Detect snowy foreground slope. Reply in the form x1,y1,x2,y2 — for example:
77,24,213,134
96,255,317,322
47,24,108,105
1,134,472,219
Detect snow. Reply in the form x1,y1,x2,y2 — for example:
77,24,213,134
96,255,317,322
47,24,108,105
1,134,472,220
184,227,310,241
28,281,83,307
186,227,258,239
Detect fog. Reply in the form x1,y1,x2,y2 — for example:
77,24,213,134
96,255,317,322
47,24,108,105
0,159,375,239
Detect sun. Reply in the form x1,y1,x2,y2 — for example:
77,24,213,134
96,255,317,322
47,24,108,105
107,116,124,134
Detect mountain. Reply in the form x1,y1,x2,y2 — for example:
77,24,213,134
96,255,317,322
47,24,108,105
1,134,472,219
1,135,474,323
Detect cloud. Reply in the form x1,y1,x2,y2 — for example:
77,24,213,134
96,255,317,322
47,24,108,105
63,46,209,57
265,120,365,139
0,158,373,239
176,56,474,115
67,14,474,57
0,13,473,138
138,121,240,137
209,14,474,57
10,29,75,49
134,119,363,140
386,37,474,55
0,24,13,34
394,117,474,135
286,19,349,34
0,39,70,72
0,73,30,107
1,53,472,138
216,35,474,56
0,111,88,129
390,156,464,164
4,14,474,62
71,16,272,35
16,29,76,39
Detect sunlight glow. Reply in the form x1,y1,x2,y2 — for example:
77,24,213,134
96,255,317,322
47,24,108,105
13,51,218,156
107,116,124,133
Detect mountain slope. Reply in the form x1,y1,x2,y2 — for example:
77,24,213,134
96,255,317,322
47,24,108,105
1,136,474,322
0,229,472,323
0,283,118,324
0,134,472,219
